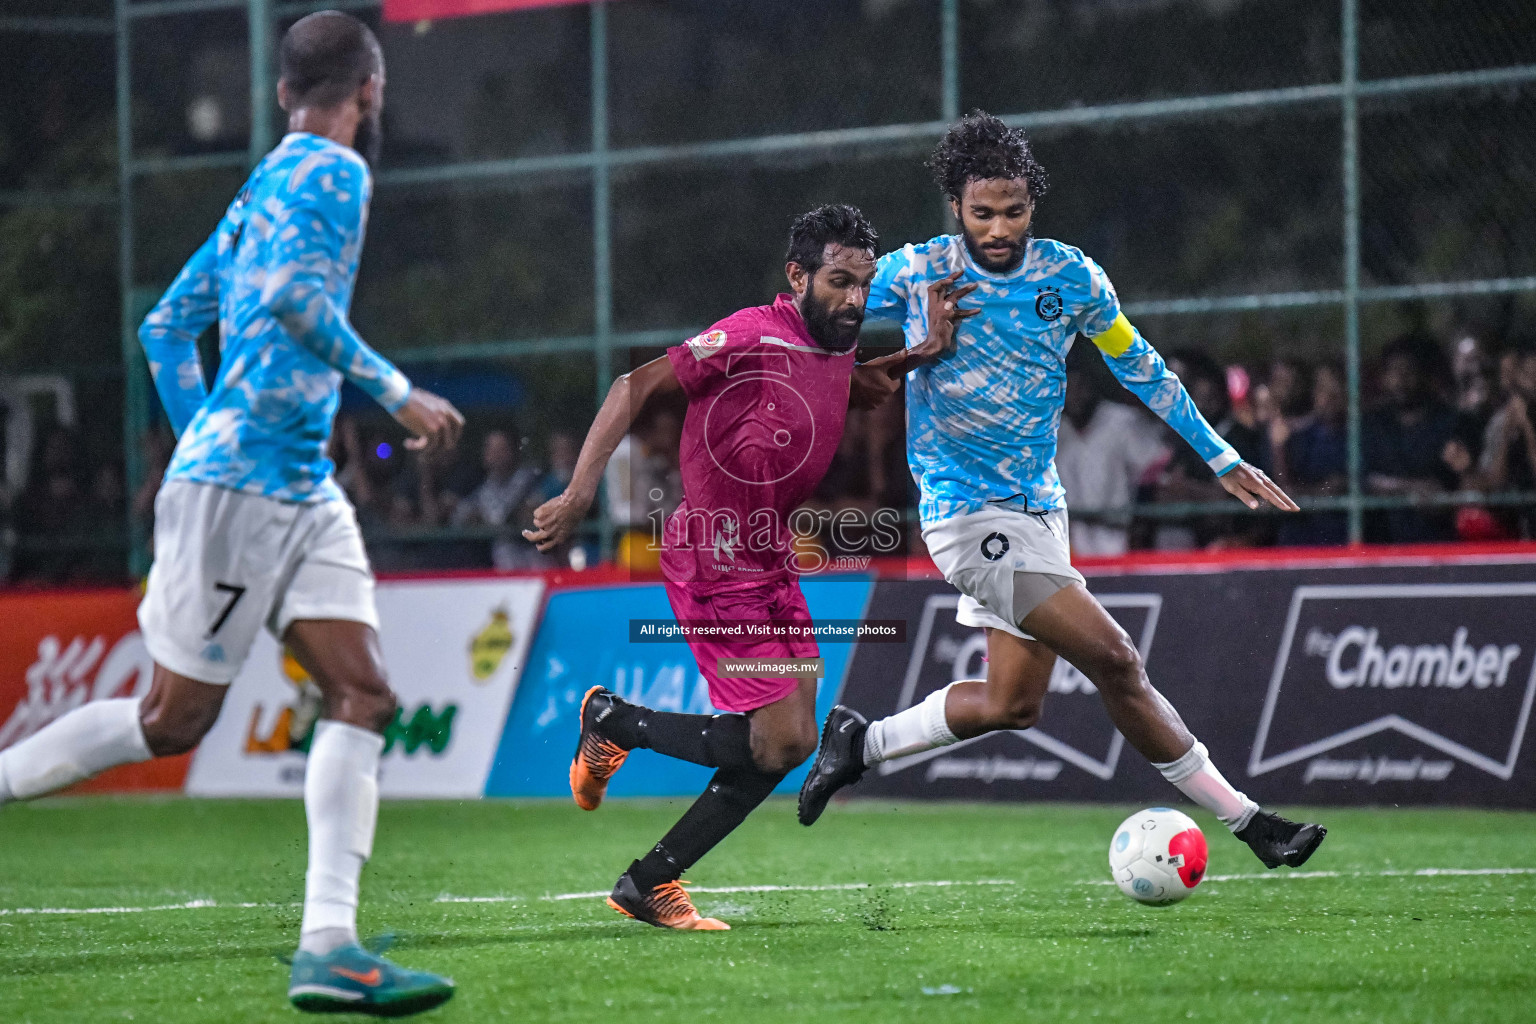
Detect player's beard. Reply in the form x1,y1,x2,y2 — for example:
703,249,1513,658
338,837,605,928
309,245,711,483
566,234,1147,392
353,107,383,167
961,227,1027,274
800,280,863,353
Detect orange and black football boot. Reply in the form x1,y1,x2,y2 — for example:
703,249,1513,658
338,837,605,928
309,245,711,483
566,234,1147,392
607,868,730,931
570,686,632,811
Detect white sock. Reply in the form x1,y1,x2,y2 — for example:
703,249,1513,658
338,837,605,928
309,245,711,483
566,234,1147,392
0,698,152,803
299,720,383,955
1152,740,1259,832
862,683,961,765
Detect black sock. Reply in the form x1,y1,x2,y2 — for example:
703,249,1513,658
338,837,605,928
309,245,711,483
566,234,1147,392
629,766,785,890
603,705,756,771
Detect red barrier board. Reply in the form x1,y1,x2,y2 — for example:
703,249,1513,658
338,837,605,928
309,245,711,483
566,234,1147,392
384,0,598,23
4,541,1530,797
0,590,191,793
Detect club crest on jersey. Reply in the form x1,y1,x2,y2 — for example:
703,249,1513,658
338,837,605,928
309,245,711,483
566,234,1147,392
687,329,729,361
1035,287,1063,322
980,532,1010,561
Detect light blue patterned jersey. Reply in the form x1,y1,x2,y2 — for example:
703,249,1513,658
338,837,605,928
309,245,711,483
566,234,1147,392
867,235,1238,527
139,132,411,504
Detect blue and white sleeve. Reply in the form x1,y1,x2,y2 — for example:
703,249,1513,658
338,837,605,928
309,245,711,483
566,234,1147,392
866,246,915,324
1078,257,1240,477
138,232,217,437
260,159,411,413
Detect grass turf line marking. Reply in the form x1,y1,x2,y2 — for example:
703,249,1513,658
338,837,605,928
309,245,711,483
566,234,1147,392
437,878,1019,904
8,869,1536,917
1082,866,1536,885
0,900,280,917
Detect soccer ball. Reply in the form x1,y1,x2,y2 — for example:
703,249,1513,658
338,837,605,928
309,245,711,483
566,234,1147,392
1108,807,1208,906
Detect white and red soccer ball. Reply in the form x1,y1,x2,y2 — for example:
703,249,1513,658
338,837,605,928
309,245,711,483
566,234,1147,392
1108,807,1208,906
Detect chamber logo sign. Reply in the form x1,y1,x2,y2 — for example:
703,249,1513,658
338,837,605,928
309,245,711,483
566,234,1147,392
1250,584,1536,781
877,592,1161,781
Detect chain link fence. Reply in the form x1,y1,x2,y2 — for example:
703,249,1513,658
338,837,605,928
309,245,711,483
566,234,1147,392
1,0,1534,581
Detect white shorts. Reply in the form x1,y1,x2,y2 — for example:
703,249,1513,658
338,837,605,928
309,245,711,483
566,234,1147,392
138,480,378,684
922,505,1085,640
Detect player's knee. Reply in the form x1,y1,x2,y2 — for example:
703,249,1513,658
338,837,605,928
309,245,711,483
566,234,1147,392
986,695,1043,731
786,733,818,770
325,668,397,733
759,745,814,776
751,730,816,775
1090,639,1143,693
138,699,219,757
356,677,398,733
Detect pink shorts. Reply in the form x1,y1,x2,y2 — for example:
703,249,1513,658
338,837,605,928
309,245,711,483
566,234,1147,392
664,578,820,713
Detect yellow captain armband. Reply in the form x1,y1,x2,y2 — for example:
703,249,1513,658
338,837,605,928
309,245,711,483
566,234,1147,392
1088,312,1137,358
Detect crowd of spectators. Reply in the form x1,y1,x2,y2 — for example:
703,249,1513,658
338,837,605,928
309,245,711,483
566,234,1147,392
330,416,583,573
1056,328,1536,553
1,424,136,584
4,327,1535,583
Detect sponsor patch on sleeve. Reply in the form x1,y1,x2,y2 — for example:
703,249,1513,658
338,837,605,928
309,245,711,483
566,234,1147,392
686,329,728,360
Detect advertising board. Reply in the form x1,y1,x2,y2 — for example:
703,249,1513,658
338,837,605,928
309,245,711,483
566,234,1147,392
186,578,544,798
483,575,874,797
0,589,191,793
841,559,1536,807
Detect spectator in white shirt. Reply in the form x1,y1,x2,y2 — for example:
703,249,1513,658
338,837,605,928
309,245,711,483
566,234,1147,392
1057,359,1169,556
604,407,683,533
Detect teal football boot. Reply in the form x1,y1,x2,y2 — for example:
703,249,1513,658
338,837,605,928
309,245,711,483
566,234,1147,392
288,942,454,1016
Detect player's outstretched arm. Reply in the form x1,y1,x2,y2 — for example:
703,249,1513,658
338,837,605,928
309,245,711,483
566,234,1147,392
261,156,413,416
139,232,218,436
1087,313,1295,511
263,264,412,415
523,355,683,552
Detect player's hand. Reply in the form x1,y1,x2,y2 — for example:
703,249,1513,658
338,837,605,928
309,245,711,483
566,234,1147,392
850,360,902,409
1219,461,1300,512
860,350,910,380
522,489,591,552
394,388,464,454
909,269,980,365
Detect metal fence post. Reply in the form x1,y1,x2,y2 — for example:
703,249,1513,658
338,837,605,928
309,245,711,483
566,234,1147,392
249,0,274,164
941,0,959,122
591,0,614,562
1342,0,1364,545
116,0,151,577
938,0,959,232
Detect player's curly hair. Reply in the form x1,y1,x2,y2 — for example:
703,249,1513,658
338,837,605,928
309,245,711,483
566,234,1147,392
928,110,1049,204
785,204,878,275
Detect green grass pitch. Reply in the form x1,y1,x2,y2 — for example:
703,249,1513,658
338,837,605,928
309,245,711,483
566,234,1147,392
3,798,1534,1022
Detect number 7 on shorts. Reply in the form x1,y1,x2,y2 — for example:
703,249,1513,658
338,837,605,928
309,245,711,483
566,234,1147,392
208,582,247,638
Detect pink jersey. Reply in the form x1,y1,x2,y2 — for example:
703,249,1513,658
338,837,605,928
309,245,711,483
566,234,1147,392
659,293,856,590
